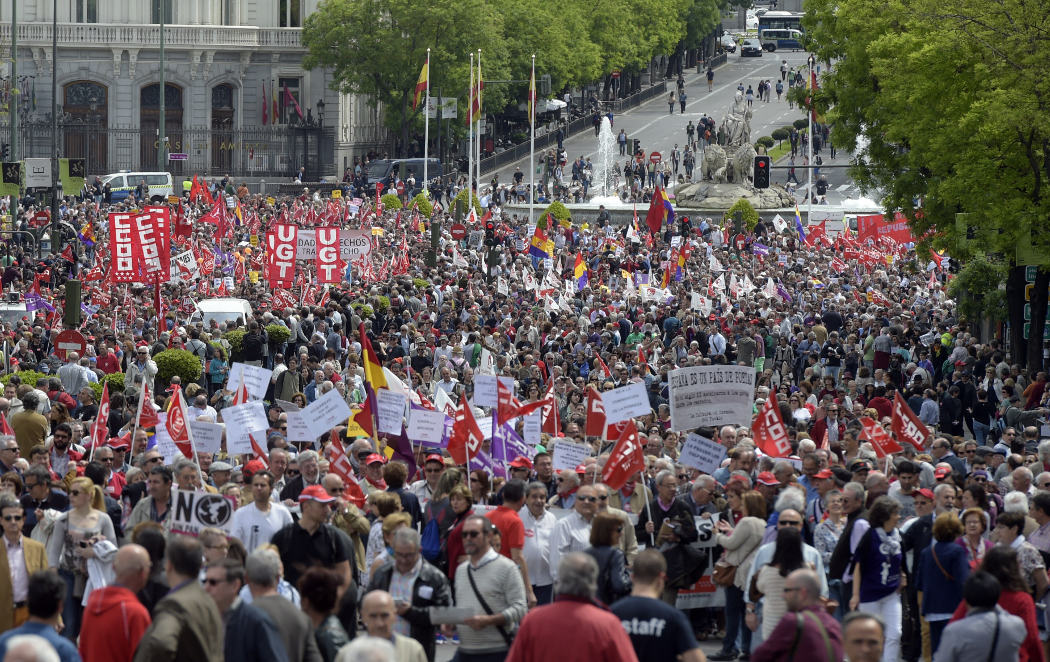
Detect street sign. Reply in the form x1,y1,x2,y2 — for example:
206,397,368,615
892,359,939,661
450,223,467,240
168,153,188,161
396,182,405,195
611,71,621,79
734,234,746,251
1023,323,1050,341
649,151,662,164
167,195,180,204
1023,304,1050,321
31,211,49,228
54,329,86,360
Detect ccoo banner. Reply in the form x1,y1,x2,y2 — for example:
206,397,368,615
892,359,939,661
668,365,756,431
266,223,298,286
131,212,170,283
108,213,136,283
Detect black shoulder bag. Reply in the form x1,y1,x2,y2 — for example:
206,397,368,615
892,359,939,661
467,565,515,647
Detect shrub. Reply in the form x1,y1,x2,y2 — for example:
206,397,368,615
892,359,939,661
409,193,434,217
412,278,430,290
757,136,775,149
89,372,126,402
223,329,246,360
209,341,228,362
771,128,790,145
726,198,760,232
381,193,403,210
374,296,391,314
154,349,203,388
265,323,290,345
351,302,374,318
0,371,47,389
792,119,808,130
539,201,571,230
451,188,482,218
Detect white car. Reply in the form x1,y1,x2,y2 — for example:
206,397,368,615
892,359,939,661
720,34,738,53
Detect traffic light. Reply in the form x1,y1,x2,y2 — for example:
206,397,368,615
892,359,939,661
753,155,771,189
484,219,495,246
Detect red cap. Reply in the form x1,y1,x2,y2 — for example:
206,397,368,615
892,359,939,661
298,484,336,503
934,466,951,479
756,471,779,486
509,456,533,470
365,453,386,465
243,459,266,481
424,454,444,465
813,469,833,479
575,464,588,475
727,474,752,488
915,488,935,500
107,437,130,451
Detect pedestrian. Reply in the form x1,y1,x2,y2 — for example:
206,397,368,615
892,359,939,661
0,495,49,633
668,92,676,115
935,571,1026,662
746,86,754,107
776,79,783,101
203,558,290,662
679,90,687,113
850,497,903,662
520,481,558,606
752,568,843,662
618,129,627,156
245,549,323,662
0,570,81,662
505,552,638,662
347,591,427,662
707,67,714,92
781,60,788,81
79,544,153,662
843,612,886,662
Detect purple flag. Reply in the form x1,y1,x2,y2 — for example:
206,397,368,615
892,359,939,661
25,293,55,313
752,242,769,256
386,424,417,480
492,423,531,463
776,284,793,303
468,450,505,479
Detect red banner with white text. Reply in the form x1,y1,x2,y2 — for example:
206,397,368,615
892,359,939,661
856,212,916,245
266,224,298,287
108,213,136,283
315,226,342,283
130,212,170,283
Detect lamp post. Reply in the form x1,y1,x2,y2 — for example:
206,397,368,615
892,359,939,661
806,53,814,228
50,0,59,256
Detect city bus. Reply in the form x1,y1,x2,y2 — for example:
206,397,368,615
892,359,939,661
759,28,805,51
758,11,804,43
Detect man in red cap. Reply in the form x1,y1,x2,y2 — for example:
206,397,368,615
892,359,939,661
755,470,781,512
361,453,387,497
408,453,445,508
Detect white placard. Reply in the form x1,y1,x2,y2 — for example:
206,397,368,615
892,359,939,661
227,363,273,400
523,410,541,446
276,399,313,443
601,382,652,424
152,412,180,464
473,375,516,408
668,365,756,431
406,409,447,445
295,228,373,261
24,158,51,188
170,250,200,283
220,400,269,454
376,389,408,436
188,420,224,454
477,416,493,441
170,488,237,536
679,433,727,475
300,389,353,438
552,441,592,472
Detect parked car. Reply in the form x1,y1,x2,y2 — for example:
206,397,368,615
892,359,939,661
741,39,764,57
720,34,738,53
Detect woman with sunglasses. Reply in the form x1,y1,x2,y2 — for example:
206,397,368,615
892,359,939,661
46,476,117,642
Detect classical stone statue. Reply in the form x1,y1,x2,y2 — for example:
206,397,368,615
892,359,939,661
702,145,728,182
721,90,753,147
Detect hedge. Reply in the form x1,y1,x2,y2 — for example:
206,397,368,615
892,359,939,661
451,189,483,218
410,193,434,217
726,198,760,232
223,329,246,361
154,349,203,387
89,372,126,402
381,193,403,210
0,371,47,389
538,201,571,230
265,323,290,345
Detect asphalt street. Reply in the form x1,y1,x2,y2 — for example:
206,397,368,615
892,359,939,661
485,50,864,209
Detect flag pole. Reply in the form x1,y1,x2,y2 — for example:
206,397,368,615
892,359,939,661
476,50,482,199
529,54,536,227
423,48,431,198
468,52,474,199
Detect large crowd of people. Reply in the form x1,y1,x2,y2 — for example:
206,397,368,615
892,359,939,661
0,172,1038,662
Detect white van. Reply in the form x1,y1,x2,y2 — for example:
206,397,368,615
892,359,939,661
102,171,175,203
192,298,253,329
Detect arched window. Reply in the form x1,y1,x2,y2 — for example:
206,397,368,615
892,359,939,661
139,82,183,173
63,81,107,172
212,84,235,172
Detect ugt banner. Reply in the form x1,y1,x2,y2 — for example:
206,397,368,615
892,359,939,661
856,212,916,245
108,213,136,283
131,212,170,283
315,226,342,283
266,224,297,287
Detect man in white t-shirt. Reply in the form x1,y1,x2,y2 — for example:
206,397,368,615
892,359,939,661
231,468,293,552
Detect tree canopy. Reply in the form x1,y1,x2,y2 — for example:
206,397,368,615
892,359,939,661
803,0,1050,367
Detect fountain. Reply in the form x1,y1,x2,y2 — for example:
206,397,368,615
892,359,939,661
590,116,619,203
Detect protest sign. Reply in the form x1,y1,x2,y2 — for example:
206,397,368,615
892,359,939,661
678,433,728,475
601,382,652,424
472,375,516,408
552,441,591,472
376,389,408,436
301,389,353,438
406,409,447,446
522,410,541,446
227,363,273,401
275,399,313,442
171,488,237,536
295,228,372,261
220,400,269,454
188,420,224,454
668,365,756,431
675,515,725,609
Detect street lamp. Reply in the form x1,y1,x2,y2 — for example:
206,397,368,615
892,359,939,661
317,99,325,126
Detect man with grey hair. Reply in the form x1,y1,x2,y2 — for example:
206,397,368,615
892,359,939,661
246,548,322,662
369,528,451,662
520,481,557,606
752,568,843,662
549,484,600,582
747,506,828,598
504,552,637,661
2,634,61,662
634,470,696,548
280,449,321,502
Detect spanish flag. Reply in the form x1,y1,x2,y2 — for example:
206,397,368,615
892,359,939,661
413,57,429,111
359,322,388,391
574,252,588,291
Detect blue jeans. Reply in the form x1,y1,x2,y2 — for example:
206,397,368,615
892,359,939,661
722,584,752,654
533,584,553,606
58,568,82,642
973,419,991,446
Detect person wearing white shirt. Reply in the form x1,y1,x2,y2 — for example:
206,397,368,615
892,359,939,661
548,484,599,582
408,454,445,509
230,470,293,553
520,482,558,605
709,330,727,357
743,509,829,599
186,394,218,422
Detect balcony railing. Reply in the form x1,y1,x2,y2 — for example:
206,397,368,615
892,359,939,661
0,22,303,51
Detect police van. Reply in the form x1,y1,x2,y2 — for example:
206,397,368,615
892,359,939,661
101,171,175,203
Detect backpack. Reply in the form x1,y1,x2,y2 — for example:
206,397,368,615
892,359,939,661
420,517,441,562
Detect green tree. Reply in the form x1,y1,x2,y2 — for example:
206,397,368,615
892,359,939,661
804,0,1050,369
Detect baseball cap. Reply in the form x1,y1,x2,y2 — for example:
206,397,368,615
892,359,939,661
107,437,130,451
298,484,336,504
971,470,989,480
915,488,935,500
575,464,588,475
509,456,533,470
756,471,779,486
424,454,444,465
365,453,386,465
934,466,951,479
848,459,871,473
813,469,833,479
242,459,266,481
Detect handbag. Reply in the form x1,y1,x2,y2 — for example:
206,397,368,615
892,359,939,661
712,559,737,588
467,565,514,647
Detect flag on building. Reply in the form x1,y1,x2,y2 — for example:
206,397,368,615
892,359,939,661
262,83,268,125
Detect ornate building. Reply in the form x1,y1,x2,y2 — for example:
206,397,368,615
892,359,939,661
0,0,387,179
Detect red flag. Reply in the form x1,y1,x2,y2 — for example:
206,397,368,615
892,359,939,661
595,355,612,380
448,393,483,465
858,416,903,459
585,387,607,437
540,383,560,436
89,384,111,456
0,413,13,436
752,395,791,457
496,380,521,425
137,380,159,428
644,185,666,235
165,388,194,459
248,432,270,468
352,397,376,439
232,380,250,406
601,423,646,491
891,392,928,451
327,436,367,508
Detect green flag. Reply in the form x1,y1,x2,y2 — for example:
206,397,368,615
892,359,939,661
59,158,85,196
0,162,21,197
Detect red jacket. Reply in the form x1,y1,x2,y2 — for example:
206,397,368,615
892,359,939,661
78,585,151,662
506,596,638,662
951,590,1042,662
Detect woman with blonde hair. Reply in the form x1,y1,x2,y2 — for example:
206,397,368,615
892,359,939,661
46,475,117,641
711,489,766,661
363,492,401,585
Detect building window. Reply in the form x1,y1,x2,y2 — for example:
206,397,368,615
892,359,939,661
221,0,235,25
279,0,301,28
151,0,172,24
72,0,98,23
278,77,302,124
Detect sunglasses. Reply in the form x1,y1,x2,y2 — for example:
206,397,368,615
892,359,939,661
461,530,483,538
578,496,598,503
779,520,803,526
2,515,22,522
286,470,301,476
203,578,228,586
